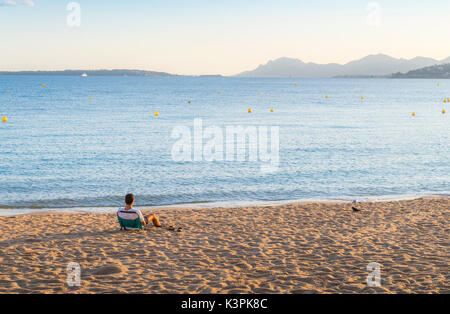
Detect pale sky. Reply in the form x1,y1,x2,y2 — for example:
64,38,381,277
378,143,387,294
1,0,450,75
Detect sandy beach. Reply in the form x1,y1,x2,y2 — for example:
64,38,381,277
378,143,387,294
0,197,448,294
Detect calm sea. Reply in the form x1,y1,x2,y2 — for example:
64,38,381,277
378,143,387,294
0,76,449,215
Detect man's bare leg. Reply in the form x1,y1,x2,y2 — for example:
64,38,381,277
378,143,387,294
145,214,162,227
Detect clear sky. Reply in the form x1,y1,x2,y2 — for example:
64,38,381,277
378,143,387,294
1,0,450,75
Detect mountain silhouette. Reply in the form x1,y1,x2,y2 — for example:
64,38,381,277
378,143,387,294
235,54,448,78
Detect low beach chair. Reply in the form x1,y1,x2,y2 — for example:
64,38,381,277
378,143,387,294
117,210,182,232
117,210,144,231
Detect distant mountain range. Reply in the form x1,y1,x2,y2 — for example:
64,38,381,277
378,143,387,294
392,64,450,79
2,55,450,78
235,54,450,78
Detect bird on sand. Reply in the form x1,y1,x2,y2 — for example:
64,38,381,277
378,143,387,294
352,200,361,212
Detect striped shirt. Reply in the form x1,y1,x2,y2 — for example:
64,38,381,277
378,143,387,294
117,208,146,224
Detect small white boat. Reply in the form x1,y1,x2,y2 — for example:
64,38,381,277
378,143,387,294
81,73,88,77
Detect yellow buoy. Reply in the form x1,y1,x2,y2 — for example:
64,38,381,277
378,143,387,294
295,83,298,87
437,83,440,87
361,96,364,100
148,88,151,92
155,111,159,117
325,95,328,99
270,108,274,113
42,83,46,87
447,98,449,102
443,109,446,114
2,116,7,123
248,108,252,113
217,91,221,94
188,100,191,104
412,112,416,117
89,97,93,101
7,94,10,97
258,92,262,95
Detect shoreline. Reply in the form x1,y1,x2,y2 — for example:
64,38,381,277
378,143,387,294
1,193,449,217
0,197,448,293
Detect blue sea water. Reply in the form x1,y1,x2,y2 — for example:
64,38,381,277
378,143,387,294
0,76,449,215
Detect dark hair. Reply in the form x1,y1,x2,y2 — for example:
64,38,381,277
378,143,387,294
125,194,135,205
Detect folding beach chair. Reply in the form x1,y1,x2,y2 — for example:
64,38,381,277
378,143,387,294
117,210,183,232
117,210,144,231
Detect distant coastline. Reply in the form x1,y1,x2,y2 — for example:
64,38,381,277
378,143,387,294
391,64,450,79
0,69,175,77
0,69,225,78
1,61,450,79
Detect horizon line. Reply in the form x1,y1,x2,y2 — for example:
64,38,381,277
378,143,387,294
2,53,450,77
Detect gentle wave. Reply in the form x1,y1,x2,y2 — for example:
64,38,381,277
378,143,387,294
1,192,449,217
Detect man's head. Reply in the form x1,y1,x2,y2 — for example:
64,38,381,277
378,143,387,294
125,193,135,207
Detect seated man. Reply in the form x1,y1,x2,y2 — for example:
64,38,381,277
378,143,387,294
118,193,162,228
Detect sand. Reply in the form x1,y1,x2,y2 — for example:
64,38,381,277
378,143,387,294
0,197,448,294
